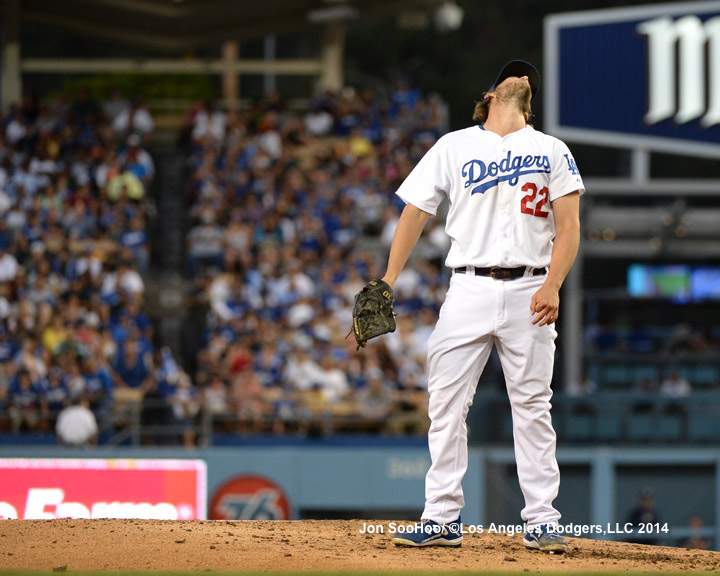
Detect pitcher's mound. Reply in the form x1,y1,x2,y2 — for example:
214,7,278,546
1,519,719,572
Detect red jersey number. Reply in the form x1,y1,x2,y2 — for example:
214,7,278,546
520,182,550,219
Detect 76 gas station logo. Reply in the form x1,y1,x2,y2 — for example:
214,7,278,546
209,475,291,520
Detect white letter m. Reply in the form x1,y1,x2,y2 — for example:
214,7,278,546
638,14,720,127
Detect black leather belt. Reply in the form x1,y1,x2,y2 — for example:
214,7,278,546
453,266,547,280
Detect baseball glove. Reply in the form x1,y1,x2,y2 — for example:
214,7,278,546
350,279,396,349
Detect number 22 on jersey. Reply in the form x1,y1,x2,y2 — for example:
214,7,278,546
520,182,549,218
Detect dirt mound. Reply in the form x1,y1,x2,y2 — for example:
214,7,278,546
1,519,719,572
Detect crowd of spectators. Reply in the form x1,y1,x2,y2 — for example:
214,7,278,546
3,82,720,447
0,90,194,444
0,82,452,444
182,83,451,437
4,82,718,445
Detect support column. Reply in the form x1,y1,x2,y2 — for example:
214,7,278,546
263,35,276,96
631,148,650,183
563,242,583,393
320,22,344,92
590,449,615,540
2,0,22,112
221,40,239,109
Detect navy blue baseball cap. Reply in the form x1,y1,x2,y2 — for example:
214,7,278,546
489,60,540,100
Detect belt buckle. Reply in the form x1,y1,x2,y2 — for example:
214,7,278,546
489,267,512,280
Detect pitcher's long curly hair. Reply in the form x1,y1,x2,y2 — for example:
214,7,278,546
472,91,534,126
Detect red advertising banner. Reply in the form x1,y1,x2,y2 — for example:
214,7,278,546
0,458,207,520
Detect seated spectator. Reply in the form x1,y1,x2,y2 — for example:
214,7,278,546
163,371,200,448
113,339,152,390
358,372,393,422
118,216,149,275
632,374,658,413
660,370,692,415
103,89,130,124
203,374,230,418
222,215,252,271
112,98,154,138
187,214,225,276
390,76,422,119
317,355,350,404
118,133,155,185
0,244,18,283
253,343,283,388
660,371,692,398
667,323,706,354
82,354,114,423
0,325,16,366
304,103,334,137
106,167,145,203
117,257,145,297
44,367,70,417
284,348,323,393
42,314,68,356
8,369,48,432
626,487,662,545
231,367,266,434
64,360,87,399
191,101,228,144
56,395,98,447
682,516,710,550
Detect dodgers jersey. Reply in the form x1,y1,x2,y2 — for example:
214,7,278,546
396,125,584,270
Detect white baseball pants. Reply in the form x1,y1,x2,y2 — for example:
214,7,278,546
421,271,561,529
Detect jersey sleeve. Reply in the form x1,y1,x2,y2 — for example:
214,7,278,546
548,138,585,202
395,139,449,215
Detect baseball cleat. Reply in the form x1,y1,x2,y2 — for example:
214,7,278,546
393,517,463,547
523,524,568,554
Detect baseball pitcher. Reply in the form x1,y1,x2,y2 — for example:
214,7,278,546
362,60,583,554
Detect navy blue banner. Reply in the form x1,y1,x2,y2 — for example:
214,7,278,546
546,3,720,155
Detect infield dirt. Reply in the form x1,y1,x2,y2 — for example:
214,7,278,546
0,519,719,573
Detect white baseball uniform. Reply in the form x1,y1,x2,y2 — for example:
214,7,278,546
396,124,584,529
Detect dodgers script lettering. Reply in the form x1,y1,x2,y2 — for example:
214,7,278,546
462,152,551,195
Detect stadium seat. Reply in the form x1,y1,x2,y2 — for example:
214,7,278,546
688,416,719,442
654,414,684,442
564,413,594,442
626,414,653,441
596,415,623,442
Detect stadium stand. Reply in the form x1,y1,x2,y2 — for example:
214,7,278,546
2,86,719,448
182,86,449,440
0,91,189,443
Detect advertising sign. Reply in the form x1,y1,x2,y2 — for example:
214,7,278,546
545,1,720,157
0,458,207,520
209,475,291,520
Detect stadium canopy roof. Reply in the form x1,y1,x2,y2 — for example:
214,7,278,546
13,0,446,52
1,0,453,110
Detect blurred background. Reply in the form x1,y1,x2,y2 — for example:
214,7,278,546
0,0,718,552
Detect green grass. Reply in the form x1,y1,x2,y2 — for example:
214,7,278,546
0,569,716,576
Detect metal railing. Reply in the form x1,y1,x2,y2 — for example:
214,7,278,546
5,391,720,447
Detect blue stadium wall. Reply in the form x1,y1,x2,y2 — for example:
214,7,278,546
0,444,718,549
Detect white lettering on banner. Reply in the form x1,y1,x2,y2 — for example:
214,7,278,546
0,502,18,519
22,488,181,519
57,502,91,519
386,457,428,479
25,488,64,519
91,502,180,520
638,15,720,127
